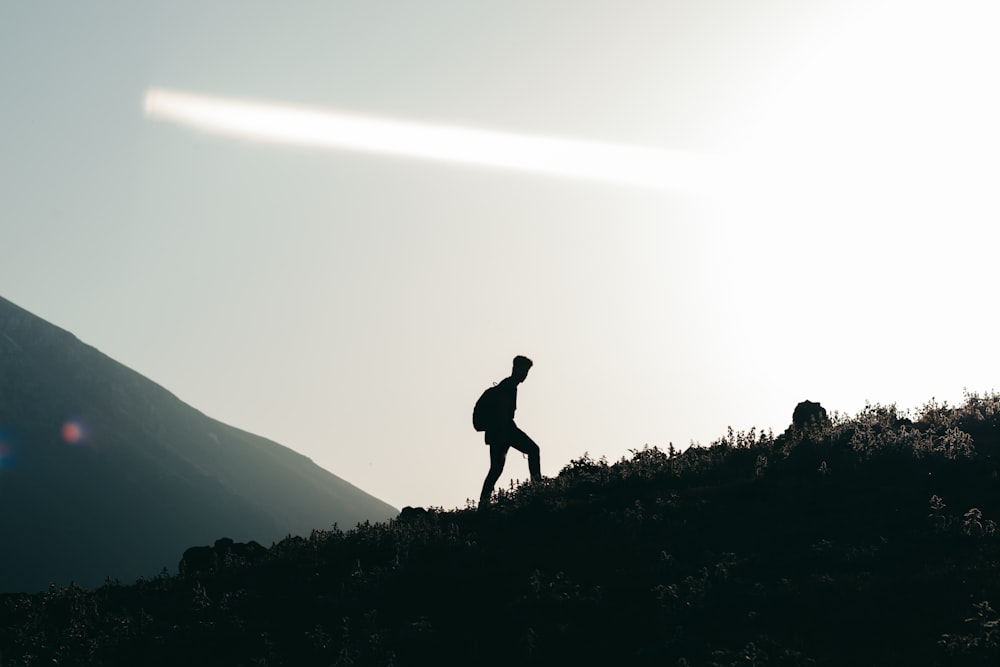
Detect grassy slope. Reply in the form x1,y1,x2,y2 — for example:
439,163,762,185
3,394,1000,666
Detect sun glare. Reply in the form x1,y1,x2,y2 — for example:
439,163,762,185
144,88,729,196
703,0,1000,414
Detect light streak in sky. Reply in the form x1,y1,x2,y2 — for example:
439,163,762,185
144,88,729,195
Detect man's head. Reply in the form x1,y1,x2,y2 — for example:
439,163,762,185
512,355,533,383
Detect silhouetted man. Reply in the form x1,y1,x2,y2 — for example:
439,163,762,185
479,355,541,510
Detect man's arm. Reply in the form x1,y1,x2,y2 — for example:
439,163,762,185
496,376,518,422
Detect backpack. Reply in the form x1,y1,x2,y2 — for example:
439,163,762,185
472,383,501,432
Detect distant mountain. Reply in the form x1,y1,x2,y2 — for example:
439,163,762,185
0,295,397,592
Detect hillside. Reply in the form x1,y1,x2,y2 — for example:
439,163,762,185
0,296,397,592
2,393,1000,665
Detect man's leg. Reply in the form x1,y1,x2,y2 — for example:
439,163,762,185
479,444,509,508
508,427,541,482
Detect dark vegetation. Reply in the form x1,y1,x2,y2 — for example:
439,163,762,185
4,392,1000,666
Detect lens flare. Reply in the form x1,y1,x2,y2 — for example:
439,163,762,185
61,421,84,445
0,439,12,470
144,88,731,196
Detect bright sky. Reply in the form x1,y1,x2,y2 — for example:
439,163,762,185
3,1,999,512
